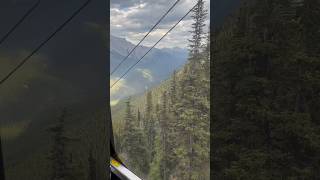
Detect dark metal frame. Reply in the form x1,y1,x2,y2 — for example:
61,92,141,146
0,137,5,180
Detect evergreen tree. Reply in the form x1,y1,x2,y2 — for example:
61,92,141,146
144,91,156,163
122,98,150,176
48,109,73,180
212,0,320,179
123,98,135,154
150,91,178,180
176,0,210,179
189,0,208,57
169,70,177,107
144,91,153,129
137,109,142,128
148,134,164,180
112,2,210,180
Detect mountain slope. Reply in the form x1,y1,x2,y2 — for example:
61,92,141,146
110,35,188,101
111,61,186,123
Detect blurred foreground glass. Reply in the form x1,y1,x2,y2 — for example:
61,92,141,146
0,0,109,179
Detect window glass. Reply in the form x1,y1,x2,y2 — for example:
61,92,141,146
0,1,108,179
110,0,210,179
211,0,320,179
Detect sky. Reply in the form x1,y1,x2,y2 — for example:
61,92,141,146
110,0,210,105
110,0,210,49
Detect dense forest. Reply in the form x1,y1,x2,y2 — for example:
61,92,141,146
112,0,210,179
212,0,320,179
113,0,320,179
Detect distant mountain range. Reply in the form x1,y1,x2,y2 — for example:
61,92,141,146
110,1,241,102
110,35,188,103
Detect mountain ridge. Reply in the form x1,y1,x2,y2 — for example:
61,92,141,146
110,34,188,101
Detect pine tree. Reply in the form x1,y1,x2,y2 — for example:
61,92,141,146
144,91,156,163
148,134,163,180
48,109,73,180
149,100,164,180
144,91,153,129
189,0,208,57
169,70,177,107
160,92,169,180
137,109,142,128
122,98,150,176
123,98,135,154
175,0,209,179
212,0,320,179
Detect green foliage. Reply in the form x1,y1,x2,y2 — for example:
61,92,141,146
149,135,164,180
122,98,150,177
144,91,156,163
112,1,210,179
212,0,320,179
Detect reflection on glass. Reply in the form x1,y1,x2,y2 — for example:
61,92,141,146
110,0,210,179
0,1,108,179
212,0,320,179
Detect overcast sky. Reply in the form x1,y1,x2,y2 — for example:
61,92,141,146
110,0,210,49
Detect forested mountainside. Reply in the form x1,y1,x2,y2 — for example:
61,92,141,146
111,1,210,179
212,0,320,179
112,42,210,180
110,35,188,101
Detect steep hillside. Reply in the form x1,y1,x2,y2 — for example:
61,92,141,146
111,65,186,123
111,1,211,179
111,37,210,179
110,35,188,101
212,0,320,179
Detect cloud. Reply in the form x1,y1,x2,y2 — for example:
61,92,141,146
111,0,210,48
110,77,137,101
136,68,153,81
110,77,127,97
110,99,120,106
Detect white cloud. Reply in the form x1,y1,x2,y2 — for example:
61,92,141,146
110,77,137,101
136,68,153,81
111,0,210,49
110,99,120,106
110,77,127,97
